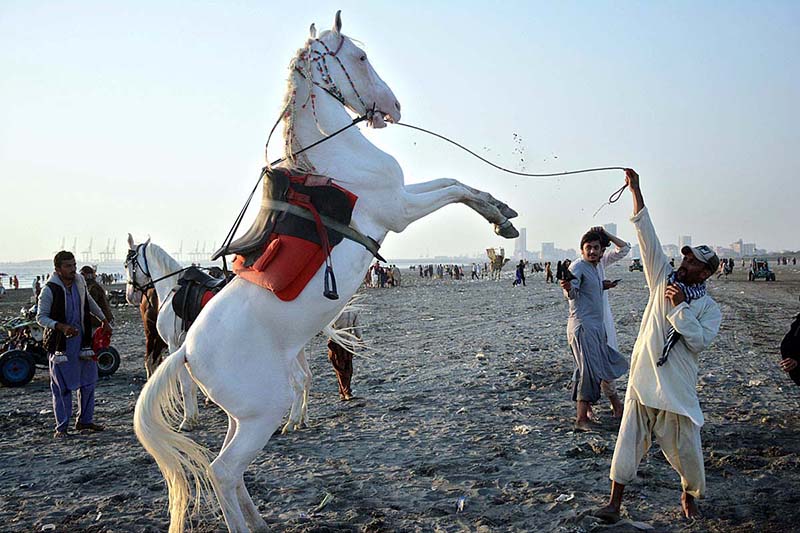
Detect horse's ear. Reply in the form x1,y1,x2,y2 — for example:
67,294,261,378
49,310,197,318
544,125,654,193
332,10,342,34
127,233,135,249
145,235,151,246
309,23,316,39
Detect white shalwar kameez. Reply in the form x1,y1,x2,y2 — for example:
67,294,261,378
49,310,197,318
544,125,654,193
609,208,721,499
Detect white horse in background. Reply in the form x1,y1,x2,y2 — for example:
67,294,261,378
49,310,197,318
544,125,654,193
134,11,518,533
124,236,201,431
125,236,314,433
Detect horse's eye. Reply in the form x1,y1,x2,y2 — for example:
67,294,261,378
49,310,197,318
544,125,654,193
359,55,366,61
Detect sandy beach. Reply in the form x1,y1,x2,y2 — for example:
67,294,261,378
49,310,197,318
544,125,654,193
1,263,799,532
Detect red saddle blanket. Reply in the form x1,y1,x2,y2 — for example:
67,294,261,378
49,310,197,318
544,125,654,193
233,173,357,301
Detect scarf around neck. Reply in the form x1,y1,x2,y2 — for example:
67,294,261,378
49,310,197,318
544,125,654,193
657,271,707,367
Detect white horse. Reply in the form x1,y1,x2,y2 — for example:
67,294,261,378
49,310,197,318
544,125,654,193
134,12,518,532
124,236,202,431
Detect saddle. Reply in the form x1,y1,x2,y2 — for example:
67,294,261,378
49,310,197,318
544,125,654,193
172,267,228,329
213,168,363,301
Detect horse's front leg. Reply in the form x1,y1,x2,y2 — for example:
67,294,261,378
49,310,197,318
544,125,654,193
405,179,518,220
391,185,518,238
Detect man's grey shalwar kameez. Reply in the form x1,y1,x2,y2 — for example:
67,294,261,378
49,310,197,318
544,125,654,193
565,259,629,403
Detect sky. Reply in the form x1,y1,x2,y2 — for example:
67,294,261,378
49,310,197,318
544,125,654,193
1,1,798,262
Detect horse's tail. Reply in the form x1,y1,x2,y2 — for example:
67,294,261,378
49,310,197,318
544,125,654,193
133,346,213,533
322,296,365,355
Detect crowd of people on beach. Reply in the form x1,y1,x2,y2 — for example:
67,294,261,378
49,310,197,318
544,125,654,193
363,262,402,288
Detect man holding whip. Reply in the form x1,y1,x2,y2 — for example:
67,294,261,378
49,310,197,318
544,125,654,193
596,169,722,521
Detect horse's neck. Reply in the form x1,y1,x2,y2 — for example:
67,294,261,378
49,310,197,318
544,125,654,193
288,77,390,182
147,246,182,302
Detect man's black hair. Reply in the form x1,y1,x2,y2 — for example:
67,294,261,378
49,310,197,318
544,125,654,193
54,250,75,269
580,230,604,249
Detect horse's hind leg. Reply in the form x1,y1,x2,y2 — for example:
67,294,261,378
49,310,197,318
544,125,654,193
297,349,312,427
281,349,309,434
210,415,279,532
178,363,199,431
221,416,268,531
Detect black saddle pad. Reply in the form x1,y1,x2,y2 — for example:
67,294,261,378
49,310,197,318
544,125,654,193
172,267,227,327
212,168,354,267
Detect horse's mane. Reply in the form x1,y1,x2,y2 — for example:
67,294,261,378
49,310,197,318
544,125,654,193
146,242,183,274
279,30,352,171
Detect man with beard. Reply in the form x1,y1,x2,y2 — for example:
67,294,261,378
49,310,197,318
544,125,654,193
595,169,721,522
38,251,111,438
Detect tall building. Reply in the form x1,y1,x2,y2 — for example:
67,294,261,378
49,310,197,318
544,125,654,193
514,228,528,259
603,223,617,236
679,235,692,250
631,244,641,259
541,242,555,260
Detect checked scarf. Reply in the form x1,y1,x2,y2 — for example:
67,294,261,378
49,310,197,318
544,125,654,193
656,271,707,367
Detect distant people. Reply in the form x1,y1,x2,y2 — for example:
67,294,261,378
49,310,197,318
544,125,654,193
0,278,5,299
779,307,800,386
37,251,111,439
560,230,628,431
513,260,526,286
471,263,479,280
80,266,114,328
327,309,361,401
32,275,42,300
13,275,19,290
545,262,554,283
595,169,721,523
555,260,564,281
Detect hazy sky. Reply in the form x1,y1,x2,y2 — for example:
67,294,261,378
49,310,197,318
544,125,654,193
1,1,798,262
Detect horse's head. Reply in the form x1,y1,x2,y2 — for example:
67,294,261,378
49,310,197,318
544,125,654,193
300,11,401,128
125,233,152,306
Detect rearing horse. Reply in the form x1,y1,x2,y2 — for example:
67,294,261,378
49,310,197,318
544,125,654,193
134,12,518,532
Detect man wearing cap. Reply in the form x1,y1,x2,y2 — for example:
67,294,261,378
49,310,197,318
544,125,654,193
80,266,114,328
595,169,722,522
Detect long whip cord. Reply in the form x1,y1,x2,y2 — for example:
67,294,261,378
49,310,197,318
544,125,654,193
394,121,628,216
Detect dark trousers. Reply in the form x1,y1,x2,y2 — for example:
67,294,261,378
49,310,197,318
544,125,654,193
327,340,353,398
51,380,95,432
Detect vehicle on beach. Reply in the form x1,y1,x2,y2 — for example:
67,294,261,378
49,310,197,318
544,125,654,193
0,309,121,387
107,288,128,307
749,258,776,281
629,258,643,272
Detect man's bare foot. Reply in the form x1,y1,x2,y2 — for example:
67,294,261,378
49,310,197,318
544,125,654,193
592,504,621,523
611,397,624,419
574,419,594,432
681,492,700,519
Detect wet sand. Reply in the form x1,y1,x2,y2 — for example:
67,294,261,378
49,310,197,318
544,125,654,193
1,263,799,532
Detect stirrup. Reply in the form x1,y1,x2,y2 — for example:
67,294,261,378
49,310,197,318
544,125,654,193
323,265,339,300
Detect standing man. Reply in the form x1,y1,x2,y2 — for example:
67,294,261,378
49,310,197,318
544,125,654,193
560,232,628,431
596,169,722,521
327,309,362,401
37,251,111,439
80,266,114,328
32,275,42,301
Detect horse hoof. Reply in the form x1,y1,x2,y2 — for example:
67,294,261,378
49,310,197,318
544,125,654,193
499,205,518,219
494,220,519,239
